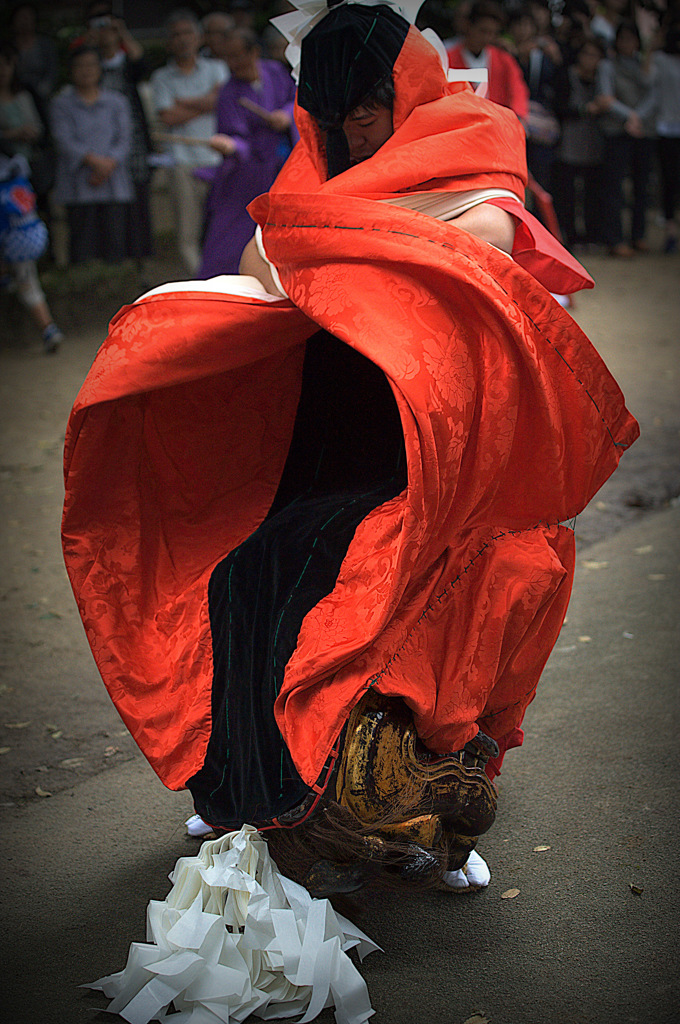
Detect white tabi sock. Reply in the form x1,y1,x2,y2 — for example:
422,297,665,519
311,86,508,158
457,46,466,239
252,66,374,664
185,813,214,837
442,849,491,890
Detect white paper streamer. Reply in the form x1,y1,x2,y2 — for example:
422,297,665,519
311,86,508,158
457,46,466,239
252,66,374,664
272,0,487,96
84,825,381,1024
273,0,439,84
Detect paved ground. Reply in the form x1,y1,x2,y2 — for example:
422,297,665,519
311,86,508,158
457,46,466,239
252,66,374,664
0,242,678,1024
2,505,678,1024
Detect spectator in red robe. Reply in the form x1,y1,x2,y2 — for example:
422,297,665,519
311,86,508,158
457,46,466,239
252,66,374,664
448,0,530,121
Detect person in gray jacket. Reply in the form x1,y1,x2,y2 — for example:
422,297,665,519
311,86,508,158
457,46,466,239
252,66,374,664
595,21,655,256
50,46,133,264
553,37,606,248
635,22,680,253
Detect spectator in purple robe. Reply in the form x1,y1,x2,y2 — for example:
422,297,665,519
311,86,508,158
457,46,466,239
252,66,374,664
197,27,296,278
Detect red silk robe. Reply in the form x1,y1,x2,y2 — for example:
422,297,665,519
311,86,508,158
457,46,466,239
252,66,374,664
62,27,638,796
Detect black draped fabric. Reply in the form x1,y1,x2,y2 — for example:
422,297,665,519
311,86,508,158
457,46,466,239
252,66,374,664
187,331,407,828
297,4,409,177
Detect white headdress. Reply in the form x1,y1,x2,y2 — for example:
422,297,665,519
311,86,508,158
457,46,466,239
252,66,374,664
272,0,488,95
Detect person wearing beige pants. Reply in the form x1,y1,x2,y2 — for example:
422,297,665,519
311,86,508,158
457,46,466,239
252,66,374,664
165,162,210,275
150,10,228,274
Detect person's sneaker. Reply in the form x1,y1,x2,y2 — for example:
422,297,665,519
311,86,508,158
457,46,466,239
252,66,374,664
664,235,678,255
42,322,63,354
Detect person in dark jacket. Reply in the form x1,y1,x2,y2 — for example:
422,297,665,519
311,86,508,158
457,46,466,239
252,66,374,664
595,20,655,255
553,37,606,247
89,4,155,262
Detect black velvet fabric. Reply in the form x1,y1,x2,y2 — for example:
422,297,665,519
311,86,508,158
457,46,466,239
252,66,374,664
297,4,409,177
187,332,407,829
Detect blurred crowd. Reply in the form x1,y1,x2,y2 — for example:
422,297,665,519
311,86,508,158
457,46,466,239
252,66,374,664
0,0,679,353
437,0,680,256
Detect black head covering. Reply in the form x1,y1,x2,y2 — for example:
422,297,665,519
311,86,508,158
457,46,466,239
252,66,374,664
297,3,410,177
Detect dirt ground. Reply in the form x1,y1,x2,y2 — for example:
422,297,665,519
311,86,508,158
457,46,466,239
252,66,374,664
0,239,678,814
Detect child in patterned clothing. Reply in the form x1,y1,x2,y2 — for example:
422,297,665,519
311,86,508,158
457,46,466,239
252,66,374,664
0,152,63,352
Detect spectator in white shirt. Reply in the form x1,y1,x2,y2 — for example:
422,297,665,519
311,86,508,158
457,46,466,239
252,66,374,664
151,9,227,274
202,11,235,67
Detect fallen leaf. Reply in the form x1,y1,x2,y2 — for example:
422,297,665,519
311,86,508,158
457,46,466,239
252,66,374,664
583,560,609,570
533,845,551,852
60,757,84,768
501,888,520,899
578,635,592,643
647,573,667,581
0,747,10,755
629,883,644,896
5,721,31,729
595,501,608,510
45,723,59,732
104,745,119,757
50,731,63,740
0,684,14,695
463,1014,490,1024
35,786,52,798
634,545,653,555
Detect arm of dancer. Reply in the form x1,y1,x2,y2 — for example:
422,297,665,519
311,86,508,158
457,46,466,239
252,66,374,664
451,202,516,254
239,232,287,297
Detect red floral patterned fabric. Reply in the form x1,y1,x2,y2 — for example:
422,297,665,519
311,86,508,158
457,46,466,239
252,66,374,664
272,27,593,296
62,25,638,794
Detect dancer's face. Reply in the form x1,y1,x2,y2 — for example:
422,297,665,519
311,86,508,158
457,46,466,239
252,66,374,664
341,104,394,165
